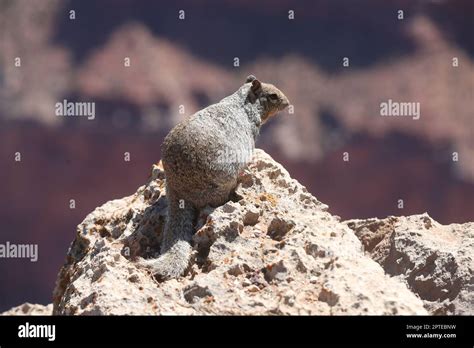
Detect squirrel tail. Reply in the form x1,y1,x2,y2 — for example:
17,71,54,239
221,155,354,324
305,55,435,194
139,187,196,280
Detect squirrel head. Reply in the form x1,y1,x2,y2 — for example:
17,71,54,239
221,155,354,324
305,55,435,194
245,75,290,124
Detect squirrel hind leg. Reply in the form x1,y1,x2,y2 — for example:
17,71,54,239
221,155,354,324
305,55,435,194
199,181,237,208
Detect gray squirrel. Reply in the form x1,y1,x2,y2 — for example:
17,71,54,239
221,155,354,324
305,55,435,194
140,75,290,279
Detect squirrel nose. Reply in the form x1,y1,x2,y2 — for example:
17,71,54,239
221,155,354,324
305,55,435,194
281,97,290,110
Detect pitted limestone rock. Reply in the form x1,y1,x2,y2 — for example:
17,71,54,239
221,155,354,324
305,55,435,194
51,150,429,315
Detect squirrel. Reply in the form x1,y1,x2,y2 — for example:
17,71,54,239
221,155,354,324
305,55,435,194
139,75,290,279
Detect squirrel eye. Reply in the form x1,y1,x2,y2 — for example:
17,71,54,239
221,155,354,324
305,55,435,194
269,93,279,100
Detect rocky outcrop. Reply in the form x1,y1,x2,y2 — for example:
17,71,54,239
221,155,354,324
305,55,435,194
345,215,473,315
51,150,429,315
1,303,52,316
2,150,470,316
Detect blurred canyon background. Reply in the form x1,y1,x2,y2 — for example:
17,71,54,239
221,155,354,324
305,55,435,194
0,0,472,311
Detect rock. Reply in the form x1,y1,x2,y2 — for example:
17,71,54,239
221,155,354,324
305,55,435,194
52,150,428,315
345,214,473,315
1,303,53,316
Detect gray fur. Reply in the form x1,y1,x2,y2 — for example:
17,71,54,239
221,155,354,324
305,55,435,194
140,76,290,279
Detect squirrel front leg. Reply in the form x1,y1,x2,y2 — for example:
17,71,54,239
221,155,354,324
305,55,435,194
139,186,196,280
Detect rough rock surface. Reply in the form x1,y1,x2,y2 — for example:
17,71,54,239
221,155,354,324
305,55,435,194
51,150,428,315
1,303,53,316
345,215,473,315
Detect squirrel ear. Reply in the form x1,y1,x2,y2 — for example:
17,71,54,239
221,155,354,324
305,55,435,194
251,79,262,93
246,75,257,83
247,79,262,103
